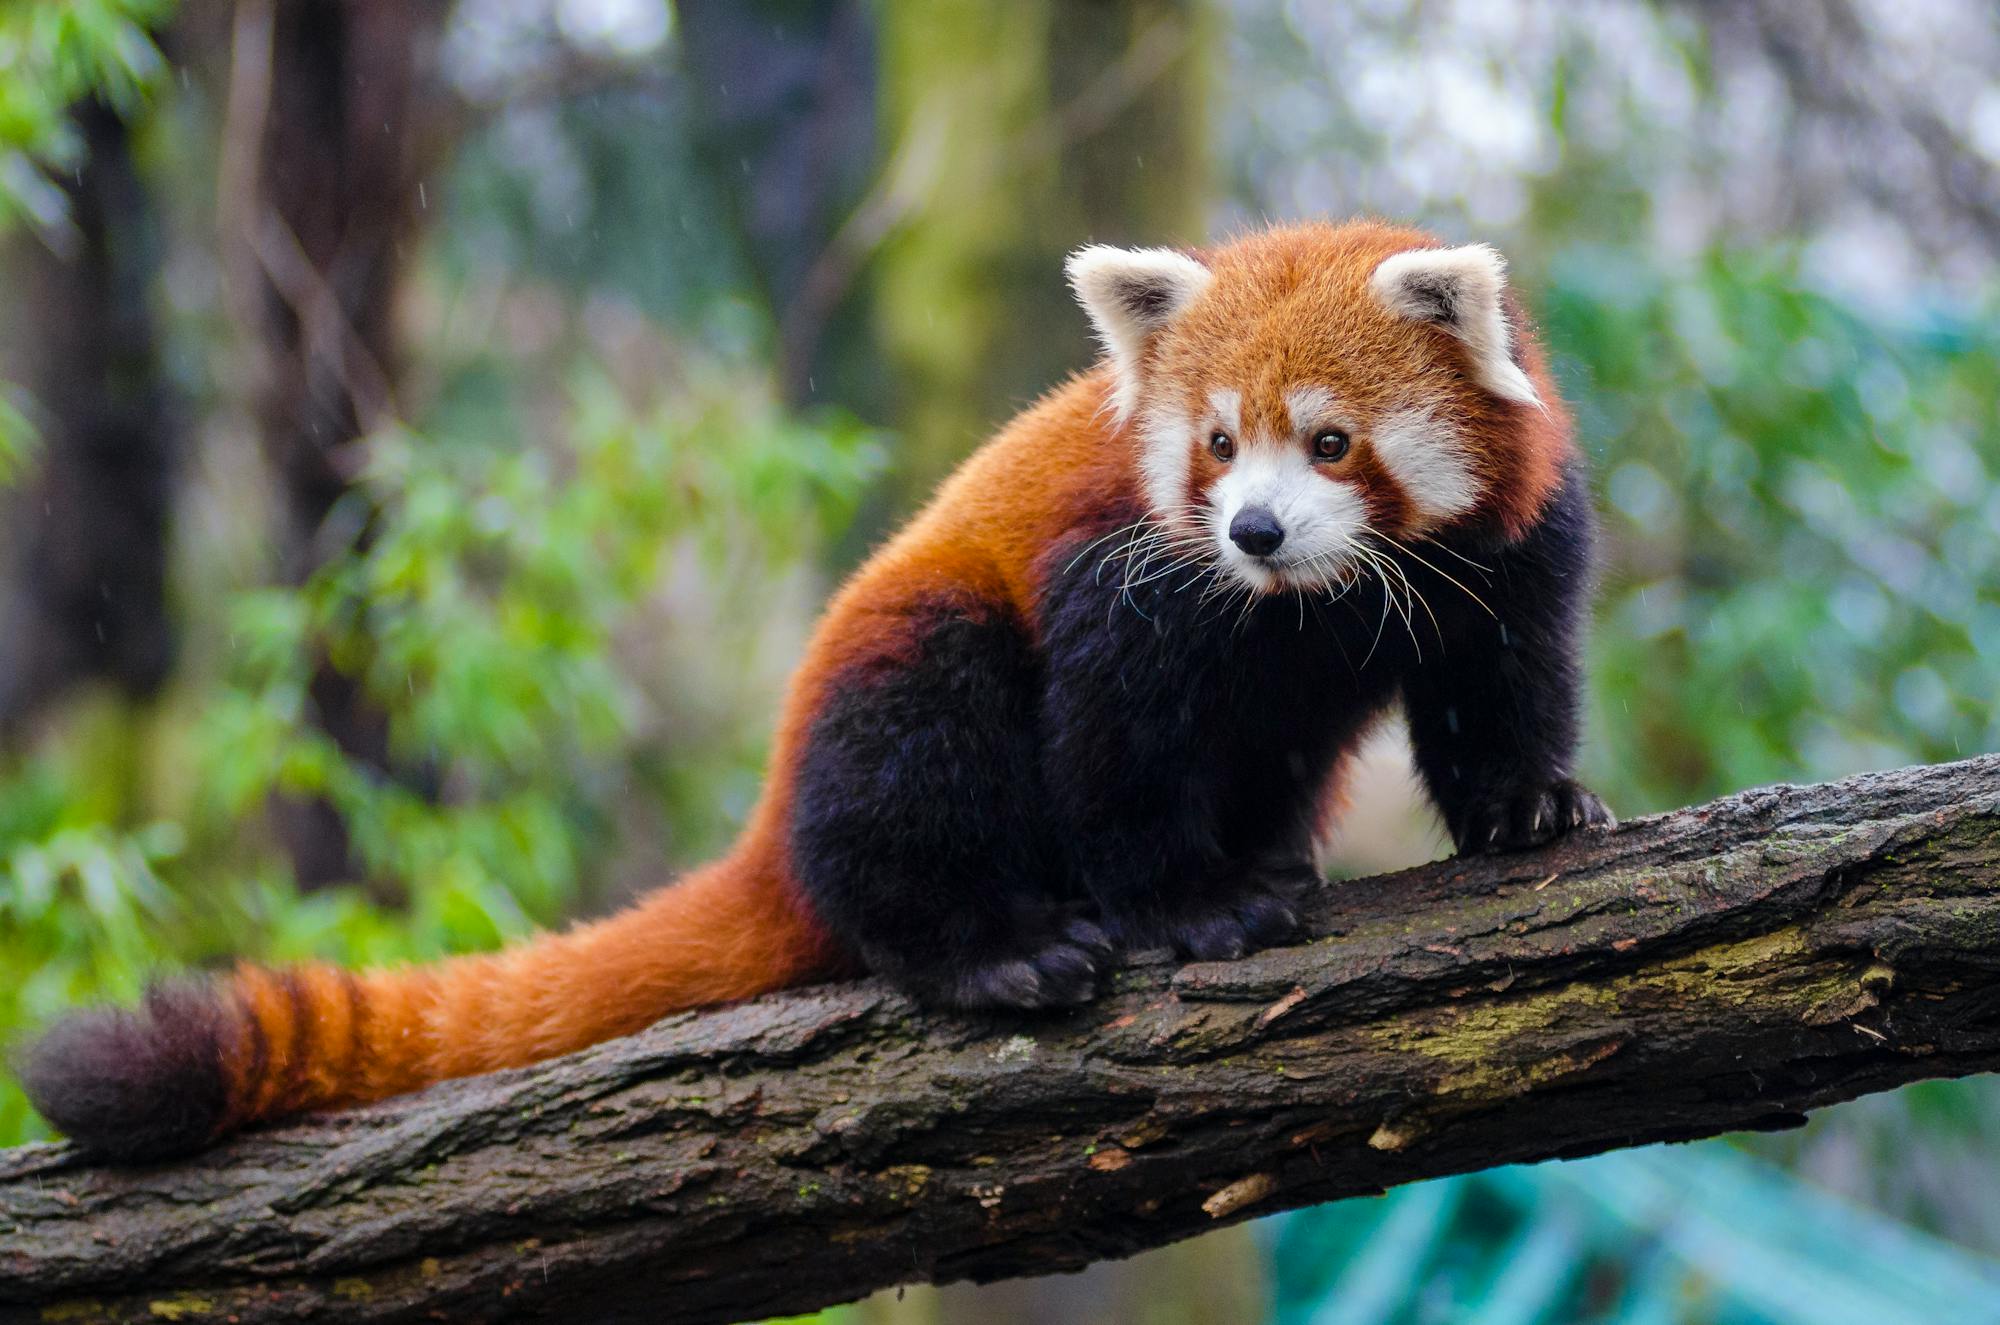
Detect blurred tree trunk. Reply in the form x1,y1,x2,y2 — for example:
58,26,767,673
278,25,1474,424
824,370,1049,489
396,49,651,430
0,100,178,736
874,0,1210,510
1674,0,2000,252
867,7,1217,1317
221,0,451,888
673,0,880,412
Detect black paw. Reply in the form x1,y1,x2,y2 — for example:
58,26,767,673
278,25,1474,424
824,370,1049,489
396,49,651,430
940,918,1115,1011
1113,863,1313,962
1454,778,1613,855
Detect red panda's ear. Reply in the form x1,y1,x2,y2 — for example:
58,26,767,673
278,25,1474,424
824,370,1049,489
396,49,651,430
1066,245,1212,421
1369,244,1540,407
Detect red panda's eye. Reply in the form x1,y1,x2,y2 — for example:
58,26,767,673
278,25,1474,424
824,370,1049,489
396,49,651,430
1313,429,1351,461
1209,432,1235,462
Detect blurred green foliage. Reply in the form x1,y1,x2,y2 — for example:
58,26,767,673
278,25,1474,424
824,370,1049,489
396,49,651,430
0,362,879,1144
205,367,878,948
0,0,168,230
1559,250,2000,815
1268,1145,2000,1325
0,0,171,480
0,384,32,483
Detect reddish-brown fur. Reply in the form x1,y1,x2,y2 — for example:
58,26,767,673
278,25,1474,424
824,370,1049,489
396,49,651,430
1154,221,1568,540
195,376,1134,1130
29,220,1578,1146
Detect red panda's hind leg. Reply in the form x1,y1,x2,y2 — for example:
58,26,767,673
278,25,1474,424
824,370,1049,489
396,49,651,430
1139,855,1313,963
789,601,1108,1010
942,915,1113,1010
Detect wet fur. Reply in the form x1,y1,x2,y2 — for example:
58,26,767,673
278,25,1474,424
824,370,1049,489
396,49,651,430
21,219,1609,1158
792,459,1603,1006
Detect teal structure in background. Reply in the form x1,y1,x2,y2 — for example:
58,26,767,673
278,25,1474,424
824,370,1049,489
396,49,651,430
1268,1142,2000,1325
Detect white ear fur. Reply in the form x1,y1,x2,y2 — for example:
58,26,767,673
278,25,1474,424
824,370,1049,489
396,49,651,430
1066,244,1212,421
1369,244,1540,407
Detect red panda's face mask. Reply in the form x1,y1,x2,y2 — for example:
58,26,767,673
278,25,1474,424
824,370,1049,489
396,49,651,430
1068,225,1563,597
1146,384,1459,595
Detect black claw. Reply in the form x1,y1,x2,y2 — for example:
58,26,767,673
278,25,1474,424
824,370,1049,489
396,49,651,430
954,958,1045,1010
1236,893,1301,948
945,928,1106,1011
1032,944,1100,1005
1132,862,1315,962
1457,779,1613,855
1062,916,1116,963
1179,915,1249,962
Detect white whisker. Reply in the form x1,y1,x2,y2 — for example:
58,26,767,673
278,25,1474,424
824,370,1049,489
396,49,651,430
1366,525,1496,621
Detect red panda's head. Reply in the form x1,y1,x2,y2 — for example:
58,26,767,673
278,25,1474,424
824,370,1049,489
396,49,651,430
1067,221,1572,595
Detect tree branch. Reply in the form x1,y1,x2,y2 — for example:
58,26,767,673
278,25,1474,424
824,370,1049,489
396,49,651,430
3,756,1998,1324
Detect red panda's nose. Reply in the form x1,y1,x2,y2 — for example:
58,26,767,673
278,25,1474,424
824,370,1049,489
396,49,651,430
1229,507,1285,557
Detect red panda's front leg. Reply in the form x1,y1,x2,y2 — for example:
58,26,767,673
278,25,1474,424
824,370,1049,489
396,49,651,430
1402,468,1614,855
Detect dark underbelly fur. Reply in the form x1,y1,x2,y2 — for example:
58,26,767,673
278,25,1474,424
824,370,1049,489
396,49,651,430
791,466,1611,1010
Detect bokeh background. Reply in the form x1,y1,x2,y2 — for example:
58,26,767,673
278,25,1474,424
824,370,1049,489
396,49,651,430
2,1,1998,1321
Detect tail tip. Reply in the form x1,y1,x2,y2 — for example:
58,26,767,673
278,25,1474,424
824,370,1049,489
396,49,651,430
17,982,234,1162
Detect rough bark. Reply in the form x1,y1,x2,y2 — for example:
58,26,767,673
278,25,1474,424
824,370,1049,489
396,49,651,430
2,755,1997,1324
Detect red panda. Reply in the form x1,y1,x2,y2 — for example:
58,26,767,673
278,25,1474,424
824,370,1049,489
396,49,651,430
19,219,1610,1159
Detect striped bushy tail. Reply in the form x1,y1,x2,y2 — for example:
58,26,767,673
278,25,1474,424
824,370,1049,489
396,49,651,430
17,854,842,1160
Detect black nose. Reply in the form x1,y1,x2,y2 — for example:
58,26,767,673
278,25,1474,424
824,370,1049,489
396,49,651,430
1229,506,1285,557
